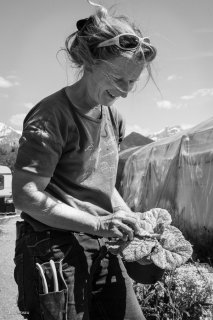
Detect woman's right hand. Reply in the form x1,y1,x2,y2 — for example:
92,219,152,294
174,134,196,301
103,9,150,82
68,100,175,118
95,210,141,241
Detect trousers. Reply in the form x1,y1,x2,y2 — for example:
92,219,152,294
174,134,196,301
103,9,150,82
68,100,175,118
14,221,146,320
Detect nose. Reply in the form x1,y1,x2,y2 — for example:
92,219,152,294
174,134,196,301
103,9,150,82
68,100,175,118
119,81,130,98
120,91,128,98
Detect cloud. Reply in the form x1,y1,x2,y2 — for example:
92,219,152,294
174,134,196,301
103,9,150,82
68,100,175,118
181,88,213,100
156,100,173,109
0,77,13,88
125,124,151,137
8,102,33,128
0,76,20,88
157,89,213,110
13,81,20,86
9,114,26,127
181,95,195,100
167,74,182,81
180,123,193,130
156,100,187,110
24,102,34,109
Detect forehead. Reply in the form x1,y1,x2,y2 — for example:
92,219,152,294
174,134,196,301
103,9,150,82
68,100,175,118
100,55,144,80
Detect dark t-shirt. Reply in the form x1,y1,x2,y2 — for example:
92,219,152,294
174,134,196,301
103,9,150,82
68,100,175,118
15,88,125,230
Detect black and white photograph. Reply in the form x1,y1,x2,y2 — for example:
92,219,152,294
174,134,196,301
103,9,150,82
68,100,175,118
0,0,213,319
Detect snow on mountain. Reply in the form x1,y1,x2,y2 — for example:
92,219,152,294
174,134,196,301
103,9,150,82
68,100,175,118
0,122,21,147
148,125,183,141
0,121,184,149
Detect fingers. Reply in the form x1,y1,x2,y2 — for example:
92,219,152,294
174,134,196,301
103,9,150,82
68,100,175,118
110,212,141,240
115,211,141,236
113,220,134,240
109,226,126,240
96,211,141,240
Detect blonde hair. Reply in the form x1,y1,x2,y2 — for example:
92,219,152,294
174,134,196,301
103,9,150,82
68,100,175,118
65,3,156,69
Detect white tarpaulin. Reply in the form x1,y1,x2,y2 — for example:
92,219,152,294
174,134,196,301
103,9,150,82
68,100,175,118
118,117,213,258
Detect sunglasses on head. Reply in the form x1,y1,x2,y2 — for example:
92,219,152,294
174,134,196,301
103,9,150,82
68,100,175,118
97,33,156,61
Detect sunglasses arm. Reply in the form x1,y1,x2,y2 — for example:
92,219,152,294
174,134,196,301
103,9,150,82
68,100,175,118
97,37,120,48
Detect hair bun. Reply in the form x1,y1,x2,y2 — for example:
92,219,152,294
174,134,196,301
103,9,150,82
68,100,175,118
76,17,93,31
76,18,88,31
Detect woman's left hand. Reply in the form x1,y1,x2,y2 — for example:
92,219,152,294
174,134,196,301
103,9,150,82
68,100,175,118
95,209,141,240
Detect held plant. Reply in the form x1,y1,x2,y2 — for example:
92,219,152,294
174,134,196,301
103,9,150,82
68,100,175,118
134,262,213,320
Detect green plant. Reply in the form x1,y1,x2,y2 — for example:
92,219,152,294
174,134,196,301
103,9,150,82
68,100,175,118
134,262,213,320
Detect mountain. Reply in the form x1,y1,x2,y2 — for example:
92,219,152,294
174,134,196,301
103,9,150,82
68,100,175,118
148,125,183,141
0,122,185,173
120,132,153,151
121,126,184,151
0,123,21,172
0,122,21,148
0,122,184,150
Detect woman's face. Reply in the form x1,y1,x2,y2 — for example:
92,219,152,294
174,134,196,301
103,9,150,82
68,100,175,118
86,55,144,106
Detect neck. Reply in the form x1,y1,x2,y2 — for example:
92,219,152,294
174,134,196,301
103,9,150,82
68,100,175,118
65,78,102,119
66,76,99,112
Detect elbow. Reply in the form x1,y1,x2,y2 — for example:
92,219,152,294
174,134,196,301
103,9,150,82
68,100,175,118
12,181,27,212
12,190,25,211
12,189,33,213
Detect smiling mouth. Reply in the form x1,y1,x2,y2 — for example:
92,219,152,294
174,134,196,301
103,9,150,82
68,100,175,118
106,90,116,99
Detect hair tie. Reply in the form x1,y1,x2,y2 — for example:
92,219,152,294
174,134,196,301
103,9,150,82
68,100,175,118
76,17,93,32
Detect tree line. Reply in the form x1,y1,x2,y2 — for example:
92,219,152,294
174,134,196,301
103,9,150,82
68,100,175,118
0,144,18,173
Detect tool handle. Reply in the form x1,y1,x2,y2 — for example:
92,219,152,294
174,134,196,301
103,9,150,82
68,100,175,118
36,263,48,294
50,259,59,292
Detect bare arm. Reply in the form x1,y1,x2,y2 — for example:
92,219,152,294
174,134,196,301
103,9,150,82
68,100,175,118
12,169,99,233
111,188,131,213
12,169,140,239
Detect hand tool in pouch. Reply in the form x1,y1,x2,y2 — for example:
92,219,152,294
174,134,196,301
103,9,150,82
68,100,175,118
36,259,59,294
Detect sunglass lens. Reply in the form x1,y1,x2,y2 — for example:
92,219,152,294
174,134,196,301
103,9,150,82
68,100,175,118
142,37,151,44
119,35,139,49
142,44,156,61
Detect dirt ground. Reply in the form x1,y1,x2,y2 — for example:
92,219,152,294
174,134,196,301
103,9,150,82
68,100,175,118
0,214,23,320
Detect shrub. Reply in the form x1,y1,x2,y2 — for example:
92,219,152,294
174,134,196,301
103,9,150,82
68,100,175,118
134,262,213,320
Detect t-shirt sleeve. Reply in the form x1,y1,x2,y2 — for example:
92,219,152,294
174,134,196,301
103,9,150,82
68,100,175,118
15,102,66,177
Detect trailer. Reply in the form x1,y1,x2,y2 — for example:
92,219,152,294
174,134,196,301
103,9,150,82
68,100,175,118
0,165,15,214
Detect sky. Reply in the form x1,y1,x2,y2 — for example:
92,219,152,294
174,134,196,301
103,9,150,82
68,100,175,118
0,0,213,136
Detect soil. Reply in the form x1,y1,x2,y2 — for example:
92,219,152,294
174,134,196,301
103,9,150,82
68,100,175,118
0,215,22,320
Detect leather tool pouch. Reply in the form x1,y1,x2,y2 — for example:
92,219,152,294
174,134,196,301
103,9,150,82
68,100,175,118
38,260,68,320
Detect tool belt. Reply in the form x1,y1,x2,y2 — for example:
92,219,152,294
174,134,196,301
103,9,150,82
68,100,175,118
16,220,75,241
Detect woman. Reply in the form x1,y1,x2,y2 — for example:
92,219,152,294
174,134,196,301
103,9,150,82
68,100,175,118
12,2,157,319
